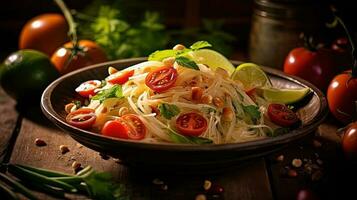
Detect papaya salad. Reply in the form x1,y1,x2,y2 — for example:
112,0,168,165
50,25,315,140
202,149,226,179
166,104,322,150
64,41,310,144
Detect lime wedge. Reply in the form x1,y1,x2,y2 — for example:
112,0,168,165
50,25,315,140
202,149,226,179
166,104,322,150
232,63,271,90
261,87,311,104
188,49,235,76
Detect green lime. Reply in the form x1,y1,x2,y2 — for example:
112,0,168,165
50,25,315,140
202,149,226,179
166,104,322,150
232,63,271,90
187,49,235,76
261,87,311,104
0,50,59,102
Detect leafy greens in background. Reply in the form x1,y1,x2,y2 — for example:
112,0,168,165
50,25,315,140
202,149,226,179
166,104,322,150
76,0,236,60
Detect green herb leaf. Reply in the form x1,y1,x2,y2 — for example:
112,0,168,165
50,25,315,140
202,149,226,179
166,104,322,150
148,49,177,61
166,126,212,144
243,105,261,123
175,56,199,70
158,103,180,119
190,41,212,50
92,85,123,102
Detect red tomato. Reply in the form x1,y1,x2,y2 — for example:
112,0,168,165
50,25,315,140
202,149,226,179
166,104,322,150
267,104,300,127
176,112,208,136
145,66,178,93
75,80,101,98
19,14,69,56
66,108,96,129
245,88,256,102
106,70,134,85
284,47,338,91
51,40,107,74
327,71,357,124
342,122,357,160
101,114,146,140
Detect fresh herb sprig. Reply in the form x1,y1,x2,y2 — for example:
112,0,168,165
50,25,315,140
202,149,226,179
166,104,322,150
158,103,180,119
0,163,128,200
166,126,213,144
92,84,123,102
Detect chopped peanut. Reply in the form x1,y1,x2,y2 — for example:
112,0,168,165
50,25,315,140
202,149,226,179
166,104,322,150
108,66,118,75
213,97,224,108
173,44,185,50
201,95,213,104
203,180,212,191
191,87,203,101
222,107,234,121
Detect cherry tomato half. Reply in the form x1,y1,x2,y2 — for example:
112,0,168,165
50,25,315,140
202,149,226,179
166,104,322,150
51,40,107,74
75,80,102,98
176,112,208,136
101,114,146,140
267,104,299,127
327,71,357,124
66,108,96,129
342,122,357,161
19,13,69,56
145,66,178,93
106,70,134,85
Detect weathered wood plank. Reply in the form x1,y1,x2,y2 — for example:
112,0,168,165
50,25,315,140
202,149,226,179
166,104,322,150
10,113,273,200
0,88,19,163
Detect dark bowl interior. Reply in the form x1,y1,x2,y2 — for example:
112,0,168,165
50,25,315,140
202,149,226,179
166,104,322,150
41,58,328,171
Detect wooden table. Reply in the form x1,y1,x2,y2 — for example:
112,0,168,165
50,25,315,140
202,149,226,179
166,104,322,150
0,88,349,200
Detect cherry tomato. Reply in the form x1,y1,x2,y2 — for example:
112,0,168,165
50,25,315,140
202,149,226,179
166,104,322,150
331,37,352,72
342,122,357,161
327,71,357,124
19,14,69,56
284,47,338,91
176,112,208,136
106,70,134,85
101,114,146,140
145,66,178,93
267,104,299,127
75,80,101,98
66,108,96,129
51,40,107,74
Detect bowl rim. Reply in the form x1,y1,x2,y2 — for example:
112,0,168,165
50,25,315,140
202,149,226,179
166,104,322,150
41,57,328,152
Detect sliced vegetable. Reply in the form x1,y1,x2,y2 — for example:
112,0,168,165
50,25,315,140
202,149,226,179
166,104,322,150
102,114,146,140
260,87,311,104
145,66,178,93
267,104,300,127
106,69,134,85
232,63,271,90
158,103,180,119
66,108,96,129
75,80,102,98
176,112,208,136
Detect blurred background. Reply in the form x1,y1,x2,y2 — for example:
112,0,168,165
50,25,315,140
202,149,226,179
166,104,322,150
0,0,355,68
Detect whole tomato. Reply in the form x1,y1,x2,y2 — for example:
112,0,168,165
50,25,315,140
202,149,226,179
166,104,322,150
19,13,69,56
331,37,352,72
51,40,108,74
327,71,357,124
342,122,357,160
284,47,338,91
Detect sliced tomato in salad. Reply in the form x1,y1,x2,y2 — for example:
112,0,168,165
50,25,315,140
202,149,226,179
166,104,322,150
145,66,178,93
106,69,134,85
267,103,299,127
176,112,208,136
66,108,96,129
101,114,146,140
75,80,101,98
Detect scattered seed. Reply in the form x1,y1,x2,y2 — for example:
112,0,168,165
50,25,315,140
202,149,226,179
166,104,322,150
76,143,83,148
59,145,69,154
70,156,76,161
203,180,212,191
316,159,323,165
276,155,284,162
161,184,168,191
152,178,164,185
292,159,303,168
312,140,322,148
35,138,47,147
99,153,110,160
195,194,207,200
288,169,298,177
71,161,81,172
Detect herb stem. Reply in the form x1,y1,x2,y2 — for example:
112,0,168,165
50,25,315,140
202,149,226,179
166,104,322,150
16,164,73,177
54,0,78,47
0,182,19,200
0,172,38,200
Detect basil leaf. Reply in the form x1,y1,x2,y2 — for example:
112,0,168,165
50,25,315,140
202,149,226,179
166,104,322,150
243,105,261,123
166,126,213,144
158,103,180,119
190,41,212,50
92,85,123,102
148,49,190,61
175,56,199,70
